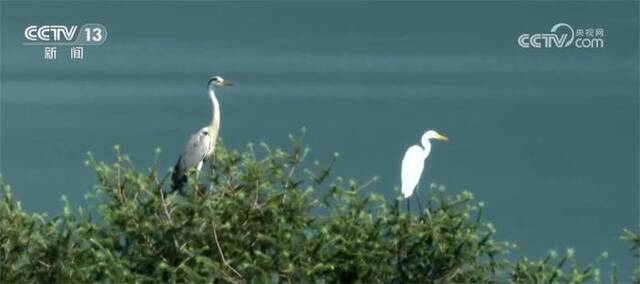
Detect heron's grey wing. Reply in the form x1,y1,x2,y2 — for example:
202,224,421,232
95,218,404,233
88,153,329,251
178,130,212,172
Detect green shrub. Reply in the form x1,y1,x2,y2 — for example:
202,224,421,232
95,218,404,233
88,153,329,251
0,132,634,283
621,229,640,284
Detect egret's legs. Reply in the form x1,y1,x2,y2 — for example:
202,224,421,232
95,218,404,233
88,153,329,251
407,198,410,214
416,183,423,213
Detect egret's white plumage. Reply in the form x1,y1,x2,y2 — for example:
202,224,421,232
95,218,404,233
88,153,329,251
400,130,448,198
401,145,428,198
171,76,234,190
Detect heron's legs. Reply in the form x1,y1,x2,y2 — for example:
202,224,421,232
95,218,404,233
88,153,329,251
194,171,201,196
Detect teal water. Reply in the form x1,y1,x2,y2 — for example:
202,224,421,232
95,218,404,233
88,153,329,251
1,1,638,278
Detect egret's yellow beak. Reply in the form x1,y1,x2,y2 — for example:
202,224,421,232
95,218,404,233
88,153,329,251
222,80,235,86
435,133,449,142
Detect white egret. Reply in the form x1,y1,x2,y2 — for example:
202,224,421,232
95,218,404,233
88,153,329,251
400,130,448,212
171,76,235,191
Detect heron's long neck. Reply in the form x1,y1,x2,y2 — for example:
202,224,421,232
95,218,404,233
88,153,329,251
208,86,220,137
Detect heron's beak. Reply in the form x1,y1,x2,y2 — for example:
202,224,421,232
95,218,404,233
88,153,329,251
222,80,235,86
435,134,449,142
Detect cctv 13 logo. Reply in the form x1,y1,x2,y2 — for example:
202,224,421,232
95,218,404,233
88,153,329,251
24,23,107,45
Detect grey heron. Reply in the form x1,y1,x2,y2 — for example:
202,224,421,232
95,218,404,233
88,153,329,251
171,76,234,191
400,130,448,212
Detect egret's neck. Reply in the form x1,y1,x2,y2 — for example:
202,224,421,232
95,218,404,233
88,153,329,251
208,85,220,136
421,139,432,158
